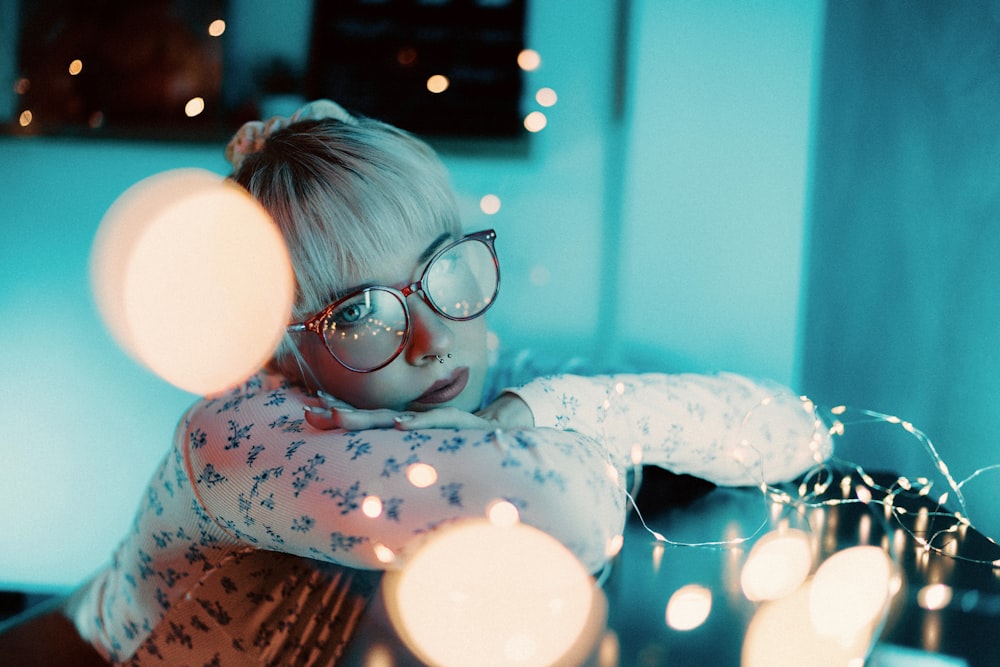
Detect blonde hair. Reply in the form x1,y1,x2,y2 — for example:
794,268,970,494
230,114,461,374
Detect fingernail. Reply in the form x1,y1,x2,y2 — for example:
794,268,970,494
393,413,415,424
305,405,332,417
317,390,338,402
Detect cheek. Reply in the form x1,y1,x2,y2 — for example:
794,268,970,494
456,319,490,393
463,318,489,362
313,358,409,410
294,338,391,407
341,370,411,411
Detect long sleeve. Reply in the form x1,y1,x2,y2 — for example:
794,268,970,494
508,372,832,487
183,372,627,574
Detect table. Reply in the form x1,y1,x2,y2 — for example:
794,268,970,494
342,466,1000,666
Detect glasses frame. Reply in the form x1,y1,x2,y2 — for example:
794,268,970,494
287,228,499,373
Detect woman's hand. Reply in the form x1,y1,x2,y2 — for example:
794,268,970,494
304,391,534,432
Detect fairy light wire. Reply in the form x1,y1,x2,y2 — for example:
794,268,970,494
597,384,999,572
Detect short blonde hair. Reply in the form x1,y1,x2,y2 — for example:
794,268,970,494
231,115,461,372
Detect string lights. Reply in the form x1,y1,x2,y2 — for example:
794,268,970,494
784,404,997,569
581,385,1000,665
615,391,1000,570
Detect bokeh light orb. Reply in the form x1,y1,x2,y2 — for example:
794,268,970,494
809,545,894,639
743,580,873,667
90,168,294,395
743,545,896,666
665,584,713,631
383,519,604,667
740,528,813,601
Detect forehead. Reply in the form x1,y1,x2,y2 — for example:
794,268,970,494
341,228,454,291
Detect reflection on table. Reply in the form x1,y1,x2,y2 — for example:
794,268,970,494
343,465,1000,666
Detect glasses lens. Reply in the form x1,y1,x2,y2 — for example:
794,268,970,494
424,238,499,320
321,288,407,371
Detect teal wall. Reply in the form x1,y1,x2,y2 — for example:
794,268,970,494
619,0,821,381
801,0,1000,543
0,1,820,590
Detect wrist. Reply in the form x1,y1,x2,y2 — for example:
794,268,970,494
482,392,535,429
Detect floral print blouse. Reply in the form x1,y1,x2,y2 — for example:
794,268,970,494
67,357,830,665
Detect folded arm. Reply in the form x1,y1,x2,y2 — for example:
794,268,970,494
182,374,626,574
507,372,832,486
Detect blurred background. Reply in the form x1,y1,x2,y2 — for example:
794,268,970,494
1,0,998,598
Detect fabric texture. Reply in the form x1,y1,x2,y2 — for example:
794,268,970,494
67,352,830,664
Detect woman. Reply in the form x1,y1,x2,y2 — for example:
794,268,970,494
6,101,830,665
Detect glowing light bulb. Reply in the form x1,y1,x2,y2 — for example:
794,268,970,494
479,194,501,215
374,543,396,564
740,529,812,602
517,49,541,71
809,546,893,640
524,111,547,132
184,97,205,117
90,168,294,395
535,87,557,107
487,500,520,527
855,485,873,504
918,583,953,611
68,59,83,75
665,584,712,631
406,463,438,488
427,74,449,93
208,19,226,37
743,572,883,666
384,519,604,667
362,495,383,518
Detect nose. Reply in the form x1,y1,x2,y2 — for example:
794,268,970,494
404,295,455,365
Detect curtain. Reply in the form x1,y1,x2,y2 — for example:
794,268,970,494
800,0,1000,540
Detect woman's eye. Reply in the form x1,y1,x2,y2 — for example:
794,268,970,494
429,253,461,279
331,296,374,326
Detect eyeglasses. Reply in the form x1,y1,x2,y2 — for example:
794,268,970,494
287,229,499,372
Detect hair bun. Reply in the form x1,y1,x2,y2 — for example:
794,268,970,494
225,120,269,172
225,99,358,172
290,99,357,125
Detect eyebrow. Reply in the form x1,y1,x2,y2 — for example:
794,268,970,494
419,232,454,264
332,231,457,300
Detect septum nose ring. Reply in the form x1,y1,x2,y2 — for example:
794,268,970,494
435,353,452,364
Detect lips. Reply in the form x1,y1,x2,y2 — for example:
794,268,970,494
414,367,470,405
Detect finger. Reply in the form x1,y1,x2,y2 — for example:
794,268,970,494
304,405,400,431
393,407,492,431
303,405,340,430
316,390,354,410
333,408,404,431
